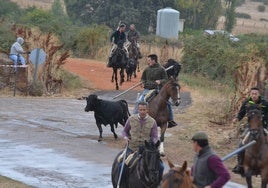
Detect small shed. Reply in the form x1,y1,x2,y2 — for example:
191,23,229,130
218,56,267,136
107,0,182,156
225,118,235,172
156,7,180,39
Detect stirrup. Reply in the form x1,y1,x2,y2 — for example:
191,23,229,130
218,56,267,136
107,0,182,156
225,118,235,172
168,120,178,128
232,165,243,174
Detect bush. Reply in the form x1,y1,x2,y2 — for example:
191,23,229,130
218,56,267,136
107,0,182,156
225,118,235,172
181,33,268,86
260,18,268,22
235,12,251,19
258,5,266,12
74,24,110,58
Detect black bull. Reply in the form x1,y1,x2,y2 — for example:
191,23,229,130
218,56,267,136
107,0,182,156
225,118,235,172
84,94,130,141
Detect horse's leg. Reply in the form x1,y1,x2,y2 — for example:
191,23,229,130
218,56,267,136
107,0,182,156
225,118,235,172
114,68,119,90
111,71,114,83
159,123,168,156
261,179,267,188
110,124,118,139
120,68,125,85
245,172,253,188
137,60,140,72
97,123,103,142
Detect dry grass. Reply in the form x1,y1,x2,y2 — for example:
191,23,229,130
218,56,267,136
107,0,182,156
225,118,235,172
0,176,33,188
9,0,66,12
218,0,268,34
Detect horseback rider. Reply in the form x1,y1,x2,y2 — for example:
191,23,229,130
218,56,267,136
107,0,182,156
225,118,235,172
127,24,142,59
107,23,129,67
232,87,268,175
133,54,178,128
121,101,164,183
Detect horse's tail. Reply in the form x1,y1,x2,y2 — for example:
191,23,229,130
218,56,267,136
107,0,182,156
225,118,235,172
120,100,130,124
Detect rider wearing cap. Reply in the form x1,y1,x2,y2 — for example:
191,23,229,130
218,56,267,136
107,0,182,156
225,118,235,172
191,131,230,187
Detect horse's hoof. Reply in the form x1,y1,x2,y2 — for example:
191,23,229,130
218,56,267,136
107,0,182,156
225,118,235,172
98,139,102,142
116,86,119,90
160,152,165,157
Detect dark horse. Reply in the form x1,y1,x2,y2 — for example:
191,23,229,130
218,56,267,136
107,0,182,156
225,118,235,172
243,104,268,188
148,77,181,156
161,160,196,188
111,41,128,90
163,59,182,80
111,140,161,188
126,41,140,80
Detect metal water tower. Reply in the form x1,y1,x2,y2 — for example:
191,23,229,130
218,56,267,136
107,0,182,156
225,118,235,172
156,7,180,39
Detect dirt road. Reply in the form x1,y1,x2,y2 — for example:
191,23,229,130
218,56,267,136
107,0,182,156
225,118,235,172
0,59,246,187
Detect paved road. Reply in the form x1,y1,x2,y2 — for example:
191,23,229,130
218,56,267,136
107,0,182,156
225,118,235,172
0,95,246,188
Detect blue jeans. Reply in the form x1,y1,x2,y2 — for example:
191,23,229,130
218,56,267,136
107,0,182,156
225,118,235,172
167,101,173,121
9,54,26,66
133,89,150,114
133,89,174,121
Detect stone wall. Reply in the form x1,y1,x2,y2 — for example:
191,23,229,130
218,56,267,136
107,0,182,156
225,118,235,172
0,53,29,94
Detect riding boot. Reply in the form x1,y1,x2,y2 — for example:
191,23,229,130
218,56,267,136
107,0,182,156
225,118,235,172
168,120,178,128
232,150,244,176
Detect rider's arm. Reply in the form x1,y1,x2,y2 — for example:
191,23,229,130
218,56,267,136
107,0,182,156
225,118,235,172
208,155,230,188
158,67,168,85
122,118,131,139
236,100,248,121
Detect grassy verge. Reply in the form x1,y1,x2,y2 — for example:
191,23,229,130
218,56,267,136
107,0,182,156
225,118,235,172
0,176,33,188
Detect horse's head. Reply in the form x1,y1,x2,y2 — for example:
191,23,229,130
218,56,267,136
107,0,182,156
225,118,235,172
142,140,161,185
247,104,263,139
165,77,181,106
161,160,196,188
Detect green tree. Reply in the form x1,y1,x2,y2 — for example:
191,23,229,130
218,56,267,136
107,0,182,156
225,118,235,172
224,0,236,32
175,0,222,29
64,0,177,33
0,0,21,20
21,8,53,32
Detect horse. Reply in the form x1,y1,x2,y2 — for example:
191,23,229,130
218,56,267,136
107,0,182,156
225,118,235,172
161,160,196,188
163,59,182,80
243,104,268,188
148,77,181,156
111,140,161,188
127,41,140,77
110,41,128,90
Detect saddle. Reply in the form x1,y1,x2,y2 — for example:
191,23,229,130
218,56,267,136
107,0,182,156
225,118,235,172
144,89,158,103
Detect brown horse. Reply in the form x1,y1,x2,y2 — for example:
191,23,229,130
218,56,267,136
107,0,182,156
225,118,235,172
243,104,268,188
148,77,181,156
161,160,196,188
